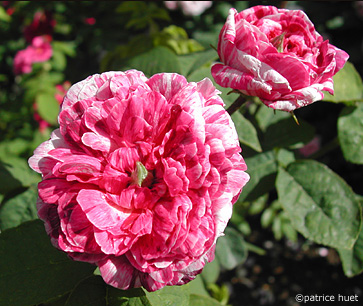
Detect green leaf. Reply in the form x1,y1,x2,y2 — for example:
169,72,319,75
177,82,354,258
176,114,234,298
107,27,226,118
117,46,181,77
248,194,268,215
153,25,204,55
107,287,151,306
263,117,315,150
178,49,218,77
255,105,290,132
276,161,362,249
145,284,190,306
24,82,57,105
36,93,60,125
193,24,223,50
338,104,363,164
338,217,363,277
186,67,236,107
116,1,146,13
280,213,298,243
323,62,363,103
107,285,189,306
240,151,277,202
261,207,277,229
0,220,95,306
200,257,220,284
231,112,262,152
0,185,38,231
42,293,70,306
50,49,67,71
0,138,29,159
189,275,210,298
101,35,154,73
229,200,250,235
65,275,106,306
189,294,223,306
0,6,11,22
272,214,283,240
215,226,247,270
53,41,76,57
0,157,40,195
24,72,64,91
117,2,170,30
0,161,24,195
206,283,229,305
274,148,296,168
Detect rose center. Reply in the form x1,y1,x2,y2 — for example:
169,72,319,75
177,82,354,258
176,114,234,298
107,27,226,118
270,32,285,53
131,161,154,188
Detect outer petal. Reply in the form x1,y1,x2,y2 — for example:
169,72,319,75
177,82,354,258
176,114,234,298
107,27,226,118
211,57,291,100
262,83,326,111
146,73,188,102
62,72,126,110
98,256,136,290
28,129,68,174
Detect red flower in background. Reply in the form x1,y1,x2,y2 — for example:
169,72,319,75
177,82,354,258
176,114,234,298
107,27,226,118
2,1,15,15
24,10,56,43
84,17,96,25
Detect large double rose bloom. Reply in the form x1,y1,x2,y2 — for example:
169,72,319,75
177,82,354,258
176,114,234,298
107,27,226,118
212,6,349,111
29,70,249,291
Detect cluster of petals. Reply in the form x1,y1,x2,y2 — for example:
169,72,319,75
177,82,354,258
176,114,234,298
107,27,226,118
29,70,249,291
211,6,349,111
13,35,52,75
164,1,212,16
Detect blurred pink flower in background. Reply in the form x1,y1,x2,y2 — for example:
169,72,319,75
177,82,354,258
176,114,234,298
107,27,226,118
24,10,56,43
55,81,71,104
13,35,52,75
164,1,212,16
29,70,249,291
211,6,349,111
298,136,321,157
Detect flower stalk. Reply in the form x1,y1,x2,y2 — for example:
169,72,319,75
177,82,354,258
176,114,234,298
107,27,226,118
227,94,247,115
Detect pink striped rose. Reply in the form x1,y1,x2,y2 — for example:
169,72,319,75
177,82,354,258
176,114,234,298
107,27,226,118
211,6,349,111
28,70,249,291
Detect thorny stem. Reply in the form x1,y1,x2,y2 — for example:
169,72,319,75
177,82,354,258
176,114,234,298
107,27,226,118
227,94,247,115
290,111,300,125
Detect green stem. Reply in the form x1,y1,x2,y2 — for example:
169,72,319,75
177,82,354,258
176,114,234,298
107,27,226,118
244,241,266,256
226,95,247,115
